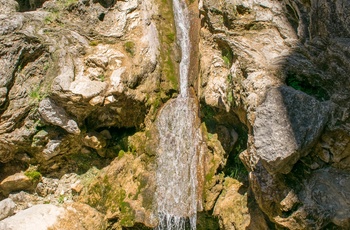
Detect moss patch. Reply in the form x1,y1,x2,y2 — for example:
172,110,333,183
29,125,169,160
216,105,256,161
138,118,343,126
86,175,135,227
24,170,42,183
155,0,178,92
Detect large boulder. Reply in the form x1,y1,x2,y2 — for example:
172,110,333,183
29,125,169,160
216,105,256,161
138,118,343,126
254,86,331,174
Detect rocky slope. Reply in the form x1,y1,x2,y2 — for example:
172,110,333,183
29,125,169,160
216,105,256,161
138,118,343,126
0,0,349,229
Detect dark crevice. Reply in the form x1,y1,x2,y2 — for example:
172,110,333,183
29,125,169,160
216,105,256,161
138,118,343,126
222,123,249,182
122,223,153,230
93,0,117,8
285,72,330,101
285,4,299,34
215,38,235,68
197,212,220,230
16,0,48,12
200,103,249,181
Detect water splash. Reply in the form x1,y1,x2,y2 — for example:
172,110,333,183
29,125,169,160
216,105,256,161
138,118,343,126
155,98,199,230
155,0,200,229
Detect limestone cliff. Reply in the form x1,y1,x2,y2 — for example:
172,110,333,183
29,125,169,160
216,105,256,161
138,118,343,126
0,0,349,229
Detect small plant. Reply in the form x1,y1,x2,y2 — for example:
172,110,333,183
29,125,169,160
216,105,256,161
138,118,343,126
97,74,105,82
221,47,233,67
25,170,42,183
89,40,100,46
166,32,175,42
124,41,135,56
58,195,65,204
29,87,47,102
43,62,50,71
44,12,59,24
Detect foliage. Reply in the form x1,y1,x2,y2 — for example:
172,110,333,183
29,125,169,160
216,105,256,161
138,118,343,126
286,73,330,101
58,195,65,204
223,126,248,181
200,104,216,131
221,47,233,67
97,74,105,82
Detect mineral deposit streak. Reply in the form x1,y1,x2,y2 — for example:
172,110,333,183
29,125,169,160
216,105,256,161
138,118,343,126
155,0,198,229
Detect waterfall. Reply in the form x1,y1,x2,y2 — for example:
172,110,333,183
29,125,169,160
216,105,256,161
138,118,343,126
173,0,191,98
155,0,200,229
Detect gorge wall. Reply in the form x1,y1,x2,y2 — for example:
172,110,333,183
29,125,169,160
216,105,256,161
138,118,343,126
0,0,349,229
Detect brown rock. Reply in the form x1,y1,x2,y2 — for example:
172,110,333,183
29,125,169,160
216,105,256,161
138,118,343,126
0,173,34,196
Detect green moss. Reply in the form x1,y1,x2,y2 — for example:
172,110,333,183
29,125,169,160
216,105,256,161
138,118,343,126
124,41,136,56
156,0,178,92
221,47,233,67
97,74,105,82
68,152,102,174
24,170,42,183
118,150,126,159
119,201,135,227
89,40,100,46
86,175,136,227
166,32,175,42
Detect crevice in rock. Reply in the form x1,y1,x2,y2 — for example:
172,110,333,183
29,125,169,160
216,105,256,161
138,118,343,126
222,123,248,182
197,211,220,230
15,0,48,12
93,0,117,8
285,3,299,35
122,223,153,230
104,126,137,154
214,38,235,68
285,72,330,101
200,103,249,181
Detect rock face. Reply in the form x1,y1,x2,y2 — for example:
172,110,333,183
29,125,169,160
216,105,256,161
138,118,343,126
0,0,350,229
198,0,350,228
0,198,16,221
254,86,331,174
0,203,106,230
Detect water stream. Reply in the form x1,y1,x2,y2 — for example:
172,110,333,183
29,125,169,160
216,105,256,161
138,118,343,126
155,0,200,229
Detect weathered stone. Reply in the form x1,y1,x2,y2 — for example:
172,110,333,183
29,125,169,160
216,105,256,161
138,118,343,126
0,0,18,14
36,177,59,197
0,173,33,196
50,203,106,230
38,98,80,135
213,178,268,230
82,132,107,150
0,198,16,221
254,86,331,174
0,204,64,230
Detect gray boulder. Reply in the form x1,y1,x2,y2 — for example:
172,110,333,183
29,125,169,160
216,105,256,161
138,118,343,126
0,198,16,221
254,86,331,174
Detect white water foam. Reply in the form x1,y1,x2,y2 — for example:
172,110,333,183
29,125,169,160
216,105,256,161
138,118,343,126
155,1,199,229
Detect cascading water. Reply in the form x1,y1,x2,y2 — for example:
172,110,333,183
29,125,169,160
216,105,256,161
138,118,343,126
155,0,201,229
